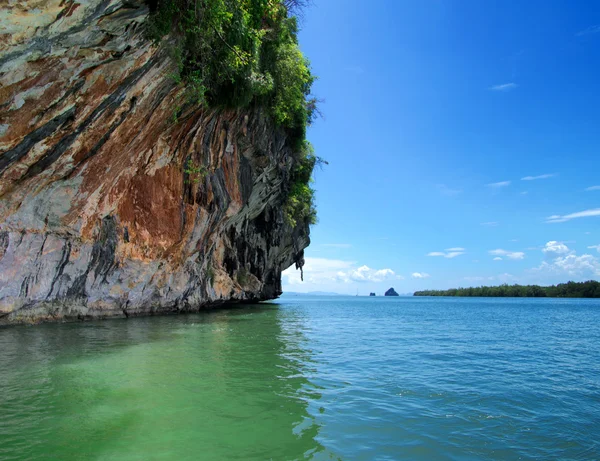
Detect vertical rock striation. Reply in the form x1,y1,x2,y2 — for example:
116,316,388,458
0,0,309,323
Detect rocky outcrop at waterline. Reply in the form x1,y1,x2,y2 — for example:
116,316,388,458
384,288,399,297
0,0,309,324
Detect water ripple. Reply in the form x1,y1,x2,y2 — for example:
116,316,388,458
0,298,599,460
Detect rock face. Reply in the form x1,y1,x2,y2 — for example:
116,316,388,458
384,288,399,297
0,0,309,324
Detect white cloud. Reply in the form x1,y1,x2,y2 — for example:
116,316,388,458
481,221,499,227
493,257,503,261
427,247,465,258
546,208,600,223
542,241,571,255
489,249,525,260
528,241,600,281
490,83,517,91
520,191,529,195
344,265,398,283
487,181,511,188
283,257,354,286
411,272,430,279
585,185,600,191
282,258,400,287
521,174,555,181
533,254,600,278
321,243,352,248
576,25,600,36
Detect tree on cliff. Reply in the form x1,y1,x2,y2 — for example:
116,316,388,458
146,0,321,228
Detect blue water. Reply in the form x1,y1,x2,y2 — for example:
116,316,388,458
1,296,599,460
286,296,600,460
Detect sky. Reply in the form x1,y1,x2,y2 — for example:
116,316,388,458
282,0,600,294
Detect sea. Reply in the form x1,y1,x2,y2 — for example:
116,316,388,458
1,296,599,460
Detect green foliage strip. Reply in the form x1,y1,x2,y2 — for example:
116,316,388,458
146,0,320,227
414,280,600,298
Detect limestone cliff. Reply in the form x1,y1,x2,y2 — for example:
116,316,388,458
0,0,309,323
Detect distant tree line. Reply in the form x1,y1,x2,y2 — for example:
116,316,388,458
413,280,600,298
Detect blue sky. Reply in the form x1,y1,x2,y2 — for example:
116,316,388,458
282,0,600,294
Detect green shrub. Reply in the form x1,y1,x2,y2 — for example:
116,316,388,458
284,141,323,227
146,0,315,132
146,0,321,225
183,158,207,183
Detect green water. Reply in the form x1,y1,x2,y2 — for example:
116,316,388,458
1,296,600,460
0,306,329,460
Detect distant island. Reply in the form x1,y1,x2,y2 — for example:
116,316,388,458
385,288,399,296
369,293,376,296
414,280,600,298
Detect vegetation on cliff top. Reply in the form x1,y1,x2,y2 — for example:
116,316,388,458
145,0,320,227
414,280,600,298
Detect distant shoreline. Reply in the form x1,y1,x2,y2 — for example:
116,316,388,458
414,280,600,298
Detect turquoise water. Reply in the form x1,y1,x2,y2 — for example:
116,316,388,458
1,296,599,460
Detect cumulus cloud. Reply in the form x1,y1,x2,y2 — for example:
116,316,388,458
487,181,511,188
427,247,465,258
528,241,600,280
489,83,517,91
282,258,399,286
283,257,353,285
489,249,525,260
533,254,600,278
521,174,555,181
493,257,503,261
546,208,600,223
585,185,600,191
542,241,571,255
412,272,430,279
342,265,399,283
